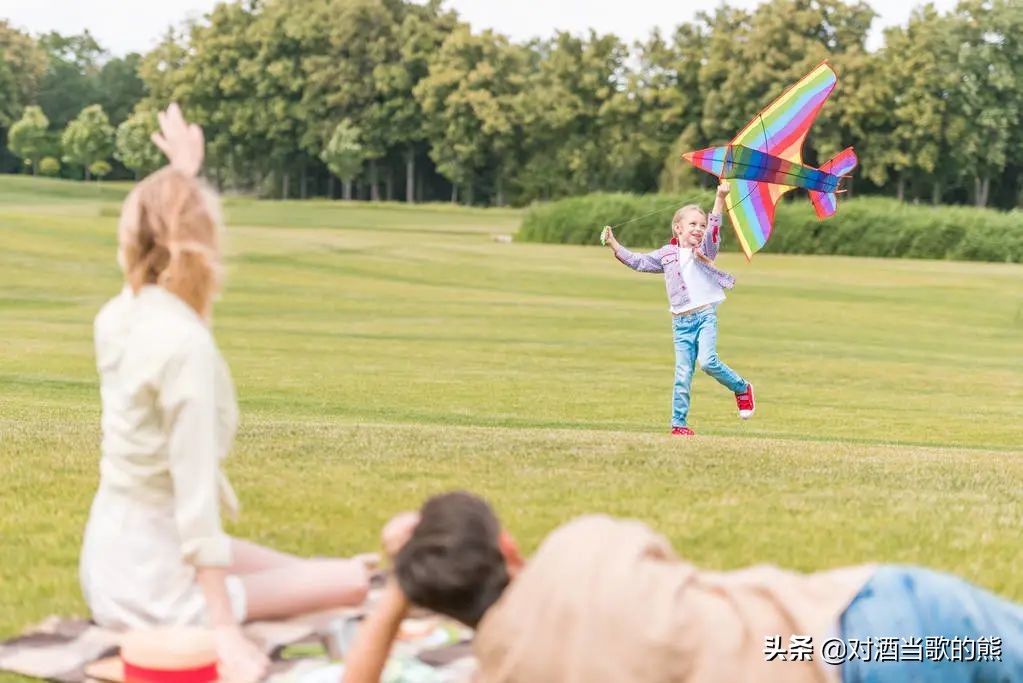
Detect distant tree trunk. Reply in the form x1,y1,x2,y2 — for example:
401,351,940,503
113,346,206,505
932,180,942,205
466,182,474,206
385,166,393,201
327,175,335,199
896,175,905,202
405,148,415,203
300,161,308,199
343,179,352,200
281,170,290,200
369,159,380,201
84,166,91,181
496,174,506,207
975,176,990,207
416,168,424,202
451,184,458,204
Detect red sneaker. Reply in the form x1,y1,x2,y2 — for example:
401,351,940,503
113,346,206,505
735,383,755,419
671,426,695,436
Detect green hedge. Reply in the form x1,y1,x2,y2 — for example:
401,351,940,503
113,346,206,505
518,193,1023,263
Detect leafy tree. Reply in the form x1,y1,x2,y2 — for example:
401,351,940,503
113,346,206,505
299,0,402,201
39,156,60,176
138,29,187,106
61,104,114,180
952,0,1020,207
374,0,457,202
415,26,530,205
96,53,146,124
321,119,366,199
115,108,164,178
161,5,269,192
8,105,50,174
660,124,704,192
0,21,47,128
89,159,112,180
873,9,961,202
37,31,104,129
0,21,48,173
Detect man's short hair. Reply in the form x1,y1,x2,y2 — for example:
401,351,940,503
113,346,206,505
394,491,509,627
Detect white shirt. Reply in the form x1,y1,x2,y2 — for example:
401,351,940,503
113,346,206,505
671,248,726,314
90,285,239,566
81,285,248,628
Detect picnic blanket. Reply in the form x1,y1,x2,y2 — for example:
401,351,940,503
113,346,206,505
0,580,476,683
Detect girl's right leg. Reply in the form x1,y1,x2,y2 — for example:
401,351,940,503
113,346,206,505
672,316,698,428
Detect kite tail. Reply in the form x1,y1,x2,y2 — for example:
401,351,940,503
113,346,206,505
822,147,858,176
810,147,858,219
809,189,839,219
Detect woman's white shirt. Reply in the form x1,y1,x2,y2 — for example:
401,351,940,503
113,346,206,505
92,285,239,566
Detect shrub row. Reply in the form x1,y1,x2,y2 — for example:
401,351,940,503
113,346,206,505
518,193,1023,263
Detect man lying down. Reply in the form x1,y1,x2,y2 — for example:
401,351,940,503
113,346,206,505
342,491,1023,683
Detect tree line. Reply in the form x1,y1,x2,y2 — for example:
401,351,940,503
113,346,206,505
1,0,1021,208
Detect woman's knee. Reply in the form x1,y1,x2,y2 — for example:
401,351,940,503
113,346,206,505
330,559,370,605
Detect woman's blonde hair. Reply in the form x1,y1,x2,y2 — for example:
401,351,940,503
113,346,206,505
117,167,223,320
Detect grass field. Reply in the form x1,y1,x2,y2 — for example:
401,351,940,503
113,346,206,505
2,176,1022,643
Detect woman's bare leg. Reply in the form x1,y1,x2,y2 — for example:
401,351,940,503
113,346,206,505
240,559,370,622
229,538,304,574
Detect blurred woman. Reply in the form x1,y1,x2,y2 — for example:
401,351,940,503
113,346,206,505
80,104,369,682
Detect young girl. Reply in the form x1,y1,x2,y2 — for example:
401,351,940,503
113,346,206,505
603,182,754,435
81,105,370,682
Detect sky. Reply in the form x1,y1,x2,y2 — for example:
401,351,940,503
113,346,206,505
1,0,959,56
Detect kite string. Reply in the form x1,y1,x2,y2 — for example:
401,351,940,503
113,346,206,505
608,198,689,230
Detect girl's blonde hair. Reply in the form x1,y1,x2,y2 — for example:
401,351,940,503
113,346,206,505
672,204,706,227
117,167,223,320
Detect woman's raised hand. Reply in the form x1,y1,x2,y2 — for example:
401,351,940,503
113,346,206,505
151,103,205,178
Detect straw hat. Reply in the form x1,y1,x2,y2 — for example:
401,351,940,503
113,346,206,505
86,627,220,683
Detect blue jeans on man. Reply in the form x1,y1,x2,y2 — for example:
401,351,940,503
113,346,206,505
840,565,1023,682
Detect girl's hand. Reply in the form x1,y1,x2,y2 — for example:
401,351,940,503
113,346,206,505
716,181,730,198
601,226,619,249
213,625,269,683
151,103,205,177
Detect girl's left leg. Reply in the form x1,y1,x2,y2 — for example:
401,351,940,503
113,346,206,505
695,309,748,393
672,315,699,428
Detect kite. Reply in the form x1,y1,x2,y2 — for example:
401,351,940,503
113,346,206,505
682,61,858,260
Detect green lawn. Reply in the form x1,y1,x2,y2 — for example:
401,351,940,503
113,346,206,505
2,176,1022,642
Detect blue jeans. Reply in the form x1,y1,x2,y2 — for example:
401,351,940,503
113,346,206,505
671,306,747,427
841,566,1023,682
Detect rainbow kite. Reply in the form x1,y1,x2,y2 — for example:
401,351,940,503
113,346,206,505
683,62,858,259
